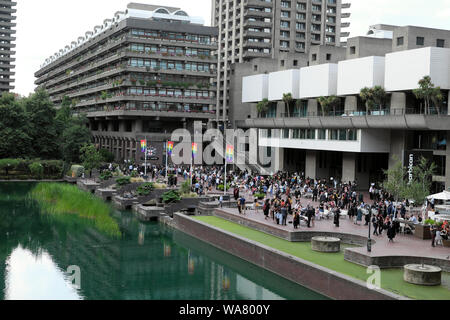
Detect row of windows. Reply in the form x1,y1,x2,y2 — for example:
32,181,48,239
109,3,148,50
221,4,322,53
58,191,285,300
127,87,211,98
261,129,358,141
396,36,446,48
130,29,213,44
129,44,211,56
128,58,212,72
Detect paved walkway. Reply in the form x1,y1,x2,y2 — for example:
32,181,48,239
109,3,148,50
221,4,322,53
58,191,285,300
215,205,450,261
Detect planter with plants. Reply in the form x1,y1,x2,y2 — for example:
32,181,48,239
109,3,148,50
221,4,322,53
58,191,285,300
136,182,154,196
415,220,433,240
162,190,181,204
254,193,266,200
116,176,131,187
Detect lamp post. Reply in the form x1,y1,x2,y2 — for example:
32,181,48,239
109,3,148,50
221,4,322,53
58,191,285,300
367,209,372,253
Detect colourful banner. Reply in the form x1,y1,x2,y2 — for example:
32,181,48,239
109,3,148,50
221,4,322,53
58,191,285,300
192,143,198,158
167,141,174,156
140,140,147,153
226,145,234,163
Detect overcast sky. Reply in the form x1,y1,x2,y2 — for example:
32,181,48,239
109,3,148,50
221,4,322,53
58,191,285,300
14,0,450,96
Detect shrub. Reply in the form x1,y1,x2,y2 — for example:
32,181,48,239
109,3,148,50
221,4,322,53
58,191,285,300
116,176,131,186
180,180,191,195
162,190,181,204
41,160,64,178
70,165,85,178
29,162,44,179
154,183,167,189
99,149,115,163
217,184,231,191
100,171,113,181
0,159,21,175
130,177,145,183
136,182,154,196
254,193,266,200
424,219,435,226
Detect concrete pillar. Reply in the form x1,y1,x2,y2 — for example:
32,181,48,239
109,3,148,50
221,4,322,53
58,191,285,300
447,91,450,115
119,121,126,133
307,99,318,116
344,96,357,114
273,147,284,172
134,119,143,133
107,121,114,132
389,130,406,170
342,152,356,184
391,92,406,115
273,101,283,117
446,131,450,190
305,150,317,179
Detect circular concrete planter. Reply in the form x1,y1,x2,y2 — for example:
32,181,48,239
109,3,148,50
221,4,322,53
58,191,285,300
403,264,442,286
311,236,341,253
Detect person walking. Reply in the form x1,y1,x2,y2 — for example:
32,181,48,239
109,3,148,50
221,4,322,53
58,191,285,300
431,224,437,247
293,211,300,229
333,208,340,228
281,205,288,226
387,220,396,243
372,214,379,236
263,199,270,220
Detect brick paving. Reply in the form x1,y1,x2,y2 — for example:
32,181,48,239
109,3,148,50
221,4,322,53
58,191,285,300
215,202,450,261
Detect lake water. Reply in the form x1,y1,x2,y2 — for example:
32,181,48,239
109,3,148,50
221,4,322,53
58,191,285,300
0,183,327,300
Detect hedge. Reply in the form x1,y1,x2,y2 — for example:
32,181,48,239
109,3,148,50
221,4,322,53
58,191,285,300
0,159,64,180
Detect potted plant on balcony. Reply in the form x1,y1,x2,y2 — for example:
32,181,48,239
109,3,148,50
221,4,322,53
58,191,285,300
413,76,444,115
282,93,293,117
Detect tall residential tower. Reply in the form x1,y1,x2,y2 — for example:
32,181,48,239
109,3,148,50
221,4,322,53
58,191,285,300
212,0,350,127
0,0,16,93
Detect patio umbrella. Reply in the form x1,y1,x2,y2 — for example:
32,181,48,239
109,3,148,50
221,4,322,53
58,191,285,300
426,190,450,201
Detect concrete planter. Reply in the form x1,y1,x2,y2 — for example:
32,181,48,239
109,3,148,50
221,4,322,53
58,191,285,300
414,224,431,240
443,239,450,248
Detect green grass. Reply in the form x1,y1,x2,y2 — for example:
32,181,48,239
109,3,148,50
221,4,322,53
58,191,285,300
194,216,450,300
31,183,121,238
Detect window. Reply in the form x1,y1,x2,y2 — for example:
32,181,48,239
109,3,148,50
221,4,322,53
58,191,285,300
312,54,317,61
326,53,331,61
350,46,356,54
253,65,258,72
293,60,298,66
280,60,285,67
437,39,445,48
416,37,424,46
397,37,404,46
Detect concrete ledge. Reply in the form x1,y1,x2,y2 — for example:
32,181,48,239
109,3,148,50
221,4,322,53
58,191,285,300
173,213,406,300
214,209,370,246
345,249,450,272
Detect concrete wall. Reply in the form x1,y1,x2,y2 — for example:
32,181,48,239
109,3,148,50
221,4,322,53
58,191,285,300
268,69,301,101
173,213,403,300
342,152,356,183
337,56,386,96
346,36,393,60
299,63,338,99
242,74,269,103
385,47,450,91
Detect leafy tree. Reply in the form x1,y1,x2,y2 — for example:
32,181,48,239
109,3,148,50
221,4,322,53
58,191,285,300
404,156,436,206
99,148,115,163
372,86,387,112
413,76,443,115
61,115,91,164
80,144,102,178
256,98,270,117
282,93,293,117
382,156,407,202
0,93,31,158
360,86,387,114
22,89,60,159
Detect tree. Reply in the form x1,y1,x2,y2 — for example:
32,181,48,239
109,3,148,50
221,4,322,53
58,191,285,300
80,144,102,178
372,86,387,112
413,76,443,115
256,98,270,117
382,156,407,202
22,89,60,159
317,96,340,116
61,115,92,164
282,93,293,117
0,93,31,158
404,156,436,206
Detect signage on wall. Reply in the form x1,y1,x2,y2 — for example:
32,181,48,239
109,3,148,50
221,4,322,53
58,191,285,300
403,151,433,184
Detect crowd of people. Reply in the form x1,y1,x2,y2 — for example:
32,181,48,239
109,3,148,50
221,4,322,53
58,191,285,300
101,162,448,247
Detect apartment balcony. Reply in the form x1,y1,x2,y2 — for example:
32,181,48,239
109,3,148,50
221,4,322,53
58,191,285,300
341,13,351,18
242,51,271,59
244,9,272,18
244,0,273,8
0,1,17,7
342,3,351,9
243,20,272,29
77,104,216,120
341,22,350,28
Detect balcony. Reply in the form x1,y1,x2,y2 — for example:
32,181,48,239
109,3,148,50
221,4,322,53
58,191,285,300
237,107,450,130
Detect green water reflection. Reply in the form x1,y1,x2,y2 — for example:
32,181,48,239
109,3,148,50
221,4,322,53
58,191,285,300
0,183,327,300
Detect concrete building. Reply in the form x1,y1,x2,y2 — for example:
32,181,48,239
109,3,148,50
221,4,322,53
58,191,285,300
240,25,450,192
35,3,218,165
0,0,16,93
213,0,351,129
